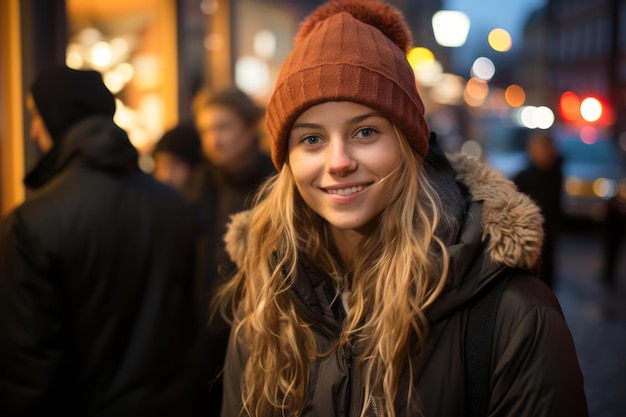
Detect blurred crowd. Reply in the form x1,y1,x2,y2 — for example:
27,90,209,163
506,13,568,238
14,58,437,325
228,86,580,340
0,65,274,416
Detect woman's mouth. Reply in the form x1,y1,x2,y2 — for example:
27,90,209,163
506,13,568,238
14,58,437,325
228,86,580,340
325,184,367,196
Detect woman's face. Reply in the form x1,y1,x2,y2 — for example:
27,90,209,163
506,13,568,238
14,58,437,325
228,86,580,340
288,101,402,235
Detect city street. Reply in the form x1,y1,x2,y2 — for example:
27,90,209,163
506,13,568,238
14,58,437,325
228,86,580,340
553,223,626,417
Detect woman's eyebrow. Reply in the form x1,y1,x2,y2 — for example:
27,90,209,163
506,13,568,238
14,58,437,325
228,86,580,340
291,122,321,130
348,111,384,125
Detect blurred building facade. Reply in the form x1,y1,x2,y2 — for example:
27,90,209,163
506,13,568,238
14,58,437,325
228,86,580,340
518,0,626,148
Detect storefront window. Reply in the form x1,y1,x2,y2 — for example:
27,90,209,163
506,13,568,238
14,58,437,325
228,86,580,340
66,0,178,156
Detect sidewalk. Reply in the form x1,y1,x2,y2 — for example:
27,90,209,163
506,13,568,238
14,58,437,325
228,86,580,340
554,229,626,417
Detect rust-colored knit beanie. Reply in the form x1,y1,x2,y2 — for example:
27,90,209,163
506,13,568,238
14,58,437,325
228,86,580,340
266,0,429,170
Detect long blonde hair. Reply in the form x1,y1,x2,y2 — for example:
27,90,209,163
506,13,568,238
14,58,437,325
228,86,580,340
217,130,457,417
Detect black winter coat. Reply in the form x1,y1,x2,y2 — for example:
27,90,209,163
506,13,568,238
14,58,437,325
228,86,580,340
220,145,588,417
0,116,200,417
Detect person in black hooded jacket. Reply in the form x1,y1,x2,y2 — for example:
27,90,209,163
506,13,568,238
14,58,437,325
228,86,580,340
0,66,200,417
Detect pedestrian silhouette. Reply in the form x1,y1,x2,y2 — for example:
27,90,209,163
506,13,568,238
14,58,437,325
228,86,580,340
187,86,275,416
0,65,200,416
514,132,564,289
152,122,203,196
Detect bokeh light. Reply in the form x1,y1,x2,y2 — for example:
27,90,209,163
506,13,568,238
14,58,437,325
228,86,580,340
407,47,434,66
580,97,603,122
465,78,489,99
580,126,598,144
430,73,465,105
432,11,471,47
408,47,442,86
504,84,525,107
471,57,495,81
559,91,580,122
253,30,276,59
515,106,555,129
593,178,617,199
488,28,512,52
90,41,112,68
236,56,270,97
461,140,482,159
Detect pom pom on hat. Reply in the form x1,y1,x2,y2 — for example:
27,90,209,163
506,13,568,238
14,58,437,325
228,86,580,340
266,0,430,170
30,66,116,143
295,0,413,53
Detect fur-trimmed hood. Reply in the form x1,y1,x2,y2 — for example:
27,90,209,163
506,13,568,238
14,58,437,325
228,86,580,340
223,146,544,321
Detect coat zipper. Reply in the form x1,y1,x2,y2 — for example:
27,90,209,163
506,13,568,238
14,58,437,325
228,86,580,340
292,286,380,417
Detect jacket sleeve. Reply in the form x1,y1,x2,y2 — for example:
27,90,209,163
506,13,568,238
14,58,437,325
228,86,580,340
489,276,589,417
0,210,65,416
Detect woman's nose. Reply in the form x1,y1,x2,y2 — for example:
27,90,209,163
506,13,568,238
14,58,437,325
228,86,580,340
326,138,357,175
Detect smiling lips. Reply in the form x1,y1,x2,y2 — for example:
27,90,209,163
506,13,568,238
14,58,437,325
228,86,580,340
324,184,368,196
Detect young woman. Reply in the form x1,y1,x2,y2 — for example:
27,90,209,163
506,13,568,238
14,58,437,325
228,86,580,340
216,1,588,416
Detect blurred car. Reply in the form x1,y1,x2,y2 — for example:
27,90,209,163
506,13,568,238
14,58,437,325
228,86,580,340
555,128,626,221
481,120,530,179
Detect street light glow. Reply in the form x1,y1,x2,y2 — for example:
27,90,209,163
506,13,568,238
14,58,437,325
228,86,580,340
432,11,471,47
515,106,555,129
580,97,603,122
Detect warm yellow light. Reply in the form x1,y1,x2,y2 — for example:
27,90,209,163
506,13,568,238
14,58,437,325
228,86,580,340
488,28,512,52
593,178,617,198
407,47,434,67
565,177,585,197
408,47,441,86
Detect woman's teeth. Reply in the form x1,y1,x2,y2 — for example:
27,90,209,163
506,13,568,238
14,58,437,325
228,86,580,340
327,185,365,196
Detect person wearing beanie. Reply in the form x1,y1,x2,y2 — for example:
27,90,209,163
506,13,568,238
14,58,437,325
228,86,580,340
215,1,588,417
153,123,203,194
0,65,201,416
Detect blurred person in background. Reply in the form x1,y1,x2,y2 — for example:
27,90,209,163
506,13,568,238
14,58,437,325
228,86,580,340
152,123,203,197
0,66,200,417
188,86,275,415
513,132,564,289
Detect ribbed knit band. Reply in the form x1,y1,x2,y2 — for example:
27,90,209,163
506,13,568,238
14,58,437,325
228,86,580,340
266,4,429,170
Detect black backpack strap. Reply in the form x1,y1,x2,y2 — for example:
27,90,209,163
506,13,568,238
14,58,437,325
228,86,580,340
465,269,514,417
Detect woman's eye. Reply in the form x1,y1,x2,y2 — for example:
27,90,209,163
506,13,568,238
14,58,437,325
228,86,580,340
302,135,321,145
356,127,376,138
